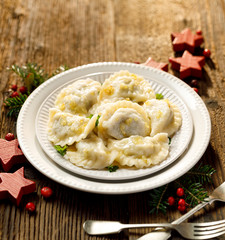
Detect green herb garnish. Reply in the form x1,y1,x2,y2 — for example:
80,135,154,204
168,137,171,145
156,93,164,99
107,165,119,172
54,145,68,156
95,115,101,127
87,114,93,119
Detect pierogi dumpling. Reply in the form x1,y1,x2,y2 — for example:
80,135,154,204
108,133,169,168
143,99,182,137
55,78,101,115
47,71,183,171
99,71,155,103
98,100,151,140
64,134,115,169
48,108,97,146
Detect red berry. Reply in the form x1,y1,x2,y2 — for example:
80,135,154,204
190,79,198,87
178,198,186,206
11,84,18,91
178,204,186,212
5,133,15,141
176,188,184,197
11,91,19,98
26,202,36,212
203,49,211,58
168,196,175,206
192,87,199,94
196,30,202,35
134,61,140,64
19,86,27,94
41,187,53,198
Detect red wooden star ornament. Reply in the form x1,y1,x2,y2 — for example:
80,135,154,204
0,139,26,172
169,50,205,79
142,57,168,72
171,28,204,53
0,167,36,206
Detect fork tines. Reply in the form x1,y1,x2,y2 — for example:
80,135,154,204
193,219,225,239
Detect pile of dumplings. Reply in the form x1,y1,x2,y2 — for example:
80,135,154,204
48,71,182,170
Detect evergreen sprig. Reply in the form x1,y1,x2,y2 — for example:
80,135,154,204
5,63,69,118
149,184,169,215
4,94,28,117
148,164,215,214
185,163,216,184
8,63,48,92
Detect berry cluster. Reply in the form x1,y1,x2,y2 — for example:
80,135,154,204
10,84,27,98
168,187,187,213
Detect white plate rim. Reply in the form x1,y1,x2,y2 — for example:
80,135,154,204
16,62,211,194
35,71,193,180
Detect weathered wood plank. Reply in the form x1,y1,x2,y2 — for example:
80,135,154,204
0,0,225,239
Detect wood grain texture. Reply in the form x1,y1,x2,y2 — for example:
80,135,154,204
0,0,225,239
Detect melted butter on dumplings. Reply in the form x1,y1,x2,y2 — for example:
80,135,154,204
108,133,169,168
98,100,151,139
48,108,97,146
99,71,155,103
64,134,115,169
55,79,101,115
47,72,182,171
143,99,182,137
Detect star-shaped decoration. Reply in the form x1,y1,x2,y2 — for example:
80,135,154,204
171,28,204,53
0,167,36,206
142,57,168,72
0,139,26,172
169,50,205,79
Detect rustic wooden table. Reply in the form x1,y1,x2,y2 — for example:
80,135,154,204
0,0,225,239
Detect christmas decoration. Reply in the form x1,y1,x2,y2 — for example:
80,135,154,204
171,28,204,53
41,187,53,198
0,167,36,206
203,48,211,58
142,57,168,71
26,202,36,212
149,164,215,214
0,139,26,171
169,50,205,79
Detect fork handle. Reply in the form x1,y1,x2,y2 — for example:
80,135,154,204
172,198,213,224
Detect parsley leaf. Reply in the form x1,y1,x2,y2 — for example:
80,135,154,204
54,145,68,156
156,93,164,99
87,114,93,119
107,165,119,172
95,115,101,126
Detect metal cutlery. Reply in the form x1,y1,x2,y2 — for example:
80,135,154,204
83,219,225,239
138,181,225,240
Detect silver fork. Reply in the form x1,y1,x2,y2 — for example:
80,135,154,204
83,219,225,239
138,181,225,240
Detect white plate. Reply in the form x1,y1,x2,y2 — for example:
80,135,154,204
17,62,211,194
35,71,193,180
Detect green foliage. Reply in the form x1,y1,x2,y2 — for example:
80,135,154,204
106,165,119,172
4,94,28,117
5,63,69,118
9,63,48,92
156,93,164,99
95,115,101,127
149,185,168,215
54,145,68,156
148,164,215,214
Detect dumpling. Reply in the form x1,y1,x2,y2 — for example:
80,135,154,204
48,108,97,146
108,133,169,168
98,100,151,139
98,71,155,103
64,134,115,169
55,78,101,115
143,99,182,137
